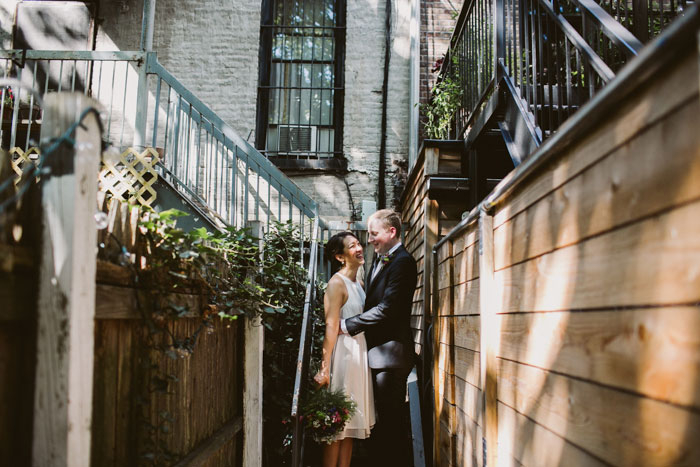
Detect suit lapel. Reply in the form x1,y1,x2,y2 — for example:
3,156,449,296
367,246,404,292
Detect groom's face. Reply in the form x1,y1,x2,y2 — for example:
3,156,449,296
368,218,397,255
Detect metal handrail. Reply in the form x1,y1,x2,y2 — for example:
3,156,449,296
0,49,146,61
291,216,321,467
566,0,644,56
593,0,690,44
0,49,325,234
541,1,616,83
145,55,317,220
435,0,653,140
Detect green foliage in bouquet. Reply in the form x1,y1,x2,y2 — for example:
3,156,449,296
301,387,357,445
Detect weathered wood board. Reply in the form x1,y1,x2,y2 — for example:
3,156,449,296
429,31,700,467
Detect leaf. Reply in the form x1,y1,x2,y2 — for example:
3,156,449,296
190,227,210,239
159,208,189,218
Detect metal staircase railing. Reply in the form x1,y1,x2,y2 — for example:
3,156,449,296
595,0,692,42
438,0,674,145
0,49,324,236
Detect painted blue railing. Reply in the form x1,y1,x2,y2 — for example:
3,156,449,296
0,49,326,237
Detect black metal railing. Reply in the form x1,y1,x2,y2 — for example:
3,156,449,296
503,0,643,134
597,0,691,42
438,0,688,142
448,0,496,138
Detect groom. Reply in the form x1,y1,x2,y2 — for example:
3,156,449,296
341,209,418,466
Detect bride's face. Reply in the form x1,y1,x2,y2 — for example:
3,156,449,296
336,235,364,268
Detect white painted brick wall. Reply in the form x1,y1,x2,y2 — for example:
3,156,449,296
0,0,15,50
1,0,412,224
94,0,411,222
96,0,261,143
330,0,411,221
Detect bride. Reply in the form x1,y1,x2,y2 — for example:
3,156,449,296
313,232,375,467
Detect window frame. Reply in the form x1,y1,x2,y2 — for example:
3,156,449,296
255,0,347,172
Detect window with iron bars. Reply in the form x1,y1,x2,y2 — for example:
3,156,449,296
256,0,346,171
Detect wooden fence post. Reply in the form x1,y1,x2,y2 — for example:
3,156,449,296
431,246,441,467
423,197,439,466
243,220,264,467
32,93,102,466
478,211,498,467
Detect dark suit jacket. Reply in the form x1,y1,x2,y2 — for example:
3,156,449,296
345,244,418,369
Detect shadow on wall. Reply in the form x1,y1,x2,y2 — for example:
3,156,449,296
494,49,700,466
432,30,700,467
12,2,94,93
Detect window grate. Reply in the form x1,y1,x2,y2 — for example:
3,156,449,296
256,0,346,165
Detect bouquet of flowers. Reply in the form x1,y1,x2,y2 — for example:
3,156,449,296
300,387,356,444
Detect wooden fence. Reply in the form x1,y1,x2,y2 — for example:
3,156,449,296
405,15,700,467
92,216,244,467
0,93,248,466
402,141,465,363
0,196,245,467
401,139,466,463
0,181,40,466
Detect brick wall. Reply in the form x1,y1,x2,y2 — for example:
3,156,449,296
96,0,261,144
420,0,464,108
338,0,411,218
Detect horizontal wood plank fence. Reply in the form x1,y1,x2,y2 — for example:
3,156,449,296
403,13,700,467
400,139,467,464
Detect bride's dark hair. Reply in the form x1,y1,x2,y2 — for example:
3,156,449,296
325,231,359,274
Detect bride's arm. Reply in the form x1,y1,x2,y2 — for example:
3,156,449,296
313,277,346,387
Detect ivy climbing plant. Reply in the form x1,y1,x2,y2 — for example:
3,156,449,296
99,204,323,466
421,55,463,140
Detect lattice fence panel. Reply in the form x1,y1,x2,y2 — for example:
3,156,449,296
99,147,159,206
9,147,40,184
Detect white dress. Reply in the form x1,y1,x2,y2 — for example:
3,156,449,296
330,273,376,440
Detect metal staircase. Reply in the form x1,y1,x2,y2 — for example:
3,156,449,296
0,50,323,237
435,0,692,211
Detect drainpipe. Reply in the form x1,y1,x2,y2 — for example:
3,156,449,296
140,0,156,51
134,0,156,148
408,0,420,172
378,0,392,209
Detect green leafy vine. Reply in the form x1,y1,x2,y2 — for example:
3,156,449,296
98,203,320,465
421,55,463,140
